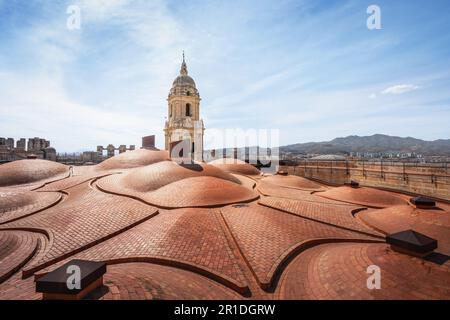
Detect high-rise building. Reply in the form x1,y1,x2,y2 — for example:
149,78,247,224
6,138,14,149
27,137,50,152
16,138,26,150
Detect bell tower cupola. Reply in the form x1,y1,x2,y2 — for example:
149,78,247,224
164,52,204,161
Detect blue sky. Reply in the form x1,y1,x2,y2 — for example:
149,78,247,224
1,0,450,152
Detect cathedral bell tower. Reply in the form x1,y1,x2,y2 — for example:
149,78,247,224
164,53,204,162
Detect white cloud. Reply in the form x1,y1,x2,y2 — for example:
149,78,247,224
1,1,449,152
381,84,420,95
0,72,157,152
0,1,184,151
75,0,131,21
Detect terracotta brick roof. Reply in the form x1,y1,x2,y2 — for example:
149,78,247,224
0,149,449,300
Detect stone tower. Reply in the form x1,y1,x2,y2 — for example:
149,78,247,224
164,53,204,161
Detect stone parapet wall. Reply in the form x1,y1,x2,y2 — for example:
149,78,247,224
280,161,450,201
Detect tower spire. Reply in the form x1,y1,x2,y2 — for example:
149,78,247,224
180,50,188,76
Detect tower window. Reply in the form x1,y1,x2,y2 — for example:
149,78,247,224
186,103,192,116
170,104,173,117
186,91,191,96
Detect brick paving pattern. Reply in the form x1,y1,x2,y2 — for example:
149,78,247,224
277,242,450,299
317,186,407,208
88,263,241,300
230,173,257,190
261,175,327,191
0,231,39,283
0,182,158,276
221,203,380,290
39,208,249,294
0,152,448,300
358,205,450,255
97,171,258,208
259,196,383,237
0,190,62,224
209,158,262,176
37,172,113,192
257,180,346,205
0,272,41,300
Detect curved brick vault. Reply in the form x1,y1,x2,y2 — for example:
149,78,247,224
0,230,41,283
358,205,450,255
119,160,241,192
208,158,261,176
221,203,382,291
0,160,69,187
0,150,449,300
34,208,250,295
261,175,327,191
96,161,258,208
317,186,407,208
87,263,242,300
1,181,159,277
0,190,62,224
96,149,169,171
277,243,450,300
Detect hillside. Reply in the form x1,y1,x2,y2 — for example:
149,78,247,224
281,134,450,156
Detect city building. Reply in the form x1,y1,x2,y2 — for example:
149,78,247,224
96,144,136,158
0,137,55,162
27,137,50,152
142,135,156,150
82,151,99,163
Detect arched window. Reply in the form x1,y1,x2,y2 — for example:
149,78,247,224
186,91,191,96
186,103,192,116
170,104,173,117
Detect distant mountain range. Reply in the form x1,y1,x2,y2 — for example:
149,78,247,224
281,134,450,156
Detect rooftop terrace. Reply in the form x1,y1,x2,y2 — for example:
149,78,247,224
0,150,449,300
